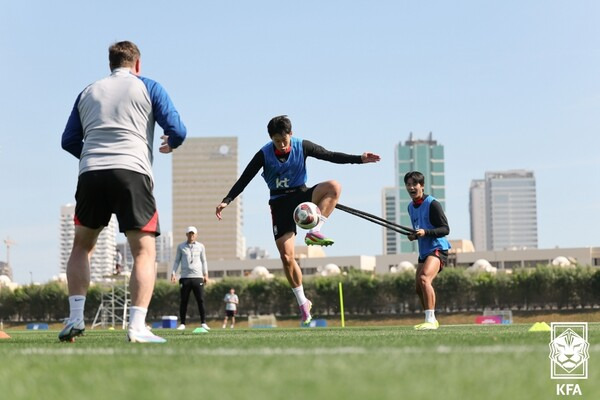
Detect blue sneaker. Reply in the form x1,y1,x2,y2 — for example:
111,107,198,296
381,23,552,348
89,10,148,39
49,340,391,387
58,319,85,342
127,328,166,343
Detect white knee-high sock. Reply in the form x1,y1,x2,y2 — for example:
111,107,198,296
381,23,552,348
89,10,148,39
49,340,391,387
425,309,436,323
129,306,148,331
309,215,327,233
68,295,86,321
292,285,308,306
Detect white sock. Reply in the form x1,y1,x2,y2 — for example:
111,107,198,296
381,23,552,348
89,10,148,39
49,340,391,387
309,215,327,233
68,295,86,321
425,309,436,323
292,285,308,306
129,306,148,331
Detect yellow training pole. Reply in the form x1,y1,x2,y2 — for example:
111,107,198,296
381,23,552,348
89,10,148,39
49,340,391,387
338,281,345,328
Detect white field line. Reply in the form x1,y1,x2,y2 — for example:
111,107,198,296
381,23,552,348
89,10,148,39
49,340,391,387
10,344,600,357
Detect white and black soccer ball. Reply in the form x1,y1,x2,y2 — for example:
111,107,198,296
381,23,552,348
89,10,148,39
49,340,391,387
293,202,321,230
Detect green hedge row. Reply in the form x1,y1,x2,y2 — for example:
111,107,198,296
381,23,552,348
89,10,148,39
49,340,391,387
1,266,599,322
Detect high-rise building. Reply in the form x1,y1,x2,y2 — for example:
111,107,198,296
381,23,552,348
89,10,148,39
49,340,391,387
382,187,400,254
117,231,172,272
172,137,244,260
59,204,117,281
383,133,446,254
0,261,12,281
469,170,538,251
155,231,173,264
469,179,487,251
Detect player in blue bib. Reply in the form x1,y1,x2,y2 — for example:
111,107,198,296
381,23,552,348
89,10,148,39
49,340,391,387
404,171,451,330
216,115,380,325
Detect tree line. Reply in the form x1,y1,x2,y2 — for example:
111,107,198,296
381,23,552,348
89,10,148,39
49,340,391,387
1,266,599,322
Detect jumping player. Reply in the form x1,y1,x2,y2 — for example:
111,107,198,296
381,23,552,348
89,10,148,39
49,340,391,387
404,171,451,330
215,115,380,325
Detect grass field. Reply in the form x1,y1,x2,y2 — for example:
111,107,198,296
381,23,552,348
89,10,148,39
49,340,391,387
1,323,598,400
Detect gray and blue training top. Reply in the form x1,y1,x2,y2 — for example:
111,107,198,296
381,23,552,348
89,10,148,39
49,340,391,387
61,68,187,182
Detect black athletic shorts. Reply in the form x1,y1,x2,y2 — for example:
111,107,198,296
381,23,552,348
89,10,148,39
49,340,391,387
418,249,448,271
225,310,236,318
74,169,160,235
268,185,316,240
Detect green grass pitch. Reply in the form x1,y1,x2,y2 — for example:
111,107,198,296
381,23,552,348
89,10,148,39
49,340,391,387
1,323,598,400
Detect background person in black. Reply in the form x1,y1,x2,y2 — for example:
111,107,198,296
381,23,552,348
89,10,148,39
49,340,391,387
216,115,380,325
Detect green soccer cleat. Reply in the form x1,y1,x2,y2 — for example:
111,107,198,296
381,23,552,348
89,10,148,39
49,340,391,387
414,321,439,330
304,232,334,247
415,320,440,331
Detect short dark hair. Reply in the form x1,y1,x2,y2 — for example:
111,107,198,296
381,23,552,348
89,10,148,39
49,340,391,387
404,171,425,185
267,115,292,137
109,41,140,70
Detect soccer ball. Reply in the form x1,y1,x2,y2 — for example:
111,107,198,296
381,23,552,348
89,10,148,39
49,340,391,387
293,202,321,230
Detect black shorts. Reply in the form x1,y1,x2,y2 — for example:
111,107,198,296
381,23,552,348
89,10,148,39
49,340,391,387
418,249,448,271
74,169,160,235
268,185,316,240
226,310,236,318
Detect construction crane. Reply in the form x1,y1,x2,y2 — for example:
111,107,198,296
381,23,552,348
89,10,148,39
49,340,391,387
3,237,16,266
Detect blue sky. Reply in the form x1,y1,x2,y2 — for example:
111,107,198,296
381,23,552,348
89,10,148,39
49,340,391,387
1,1,599,284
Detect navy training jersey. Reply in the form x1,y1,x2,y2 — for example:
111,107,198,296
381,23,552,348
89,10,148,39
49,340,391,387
261,136,307,197
408,195,451,259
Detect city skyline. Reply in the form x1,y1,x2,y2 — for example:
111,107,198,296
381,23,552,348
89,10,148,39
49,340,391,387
2,1,599,284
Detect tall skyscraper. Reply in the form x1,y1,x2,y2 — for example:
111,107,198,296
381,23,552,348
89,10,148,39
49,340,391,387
59,204,117,281
172,137,244,260
155,231,173,264
469,170,538,251
117,231,172,272
382,187,400,254
383,133,446,254
469,179,487,251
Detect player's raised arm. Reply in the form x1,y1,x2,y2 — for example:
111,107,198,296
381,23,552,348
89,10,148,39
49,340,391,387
302,140,380,165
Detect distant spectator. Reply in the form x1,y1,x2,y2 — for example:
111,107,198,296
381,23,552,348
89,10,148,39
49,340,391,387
222,288,239,329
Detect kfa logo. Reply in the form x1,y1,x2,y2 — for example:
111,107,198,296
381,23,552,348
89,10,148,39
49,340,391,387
549,322,589,396
549,322,589,379
556,384,582,396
